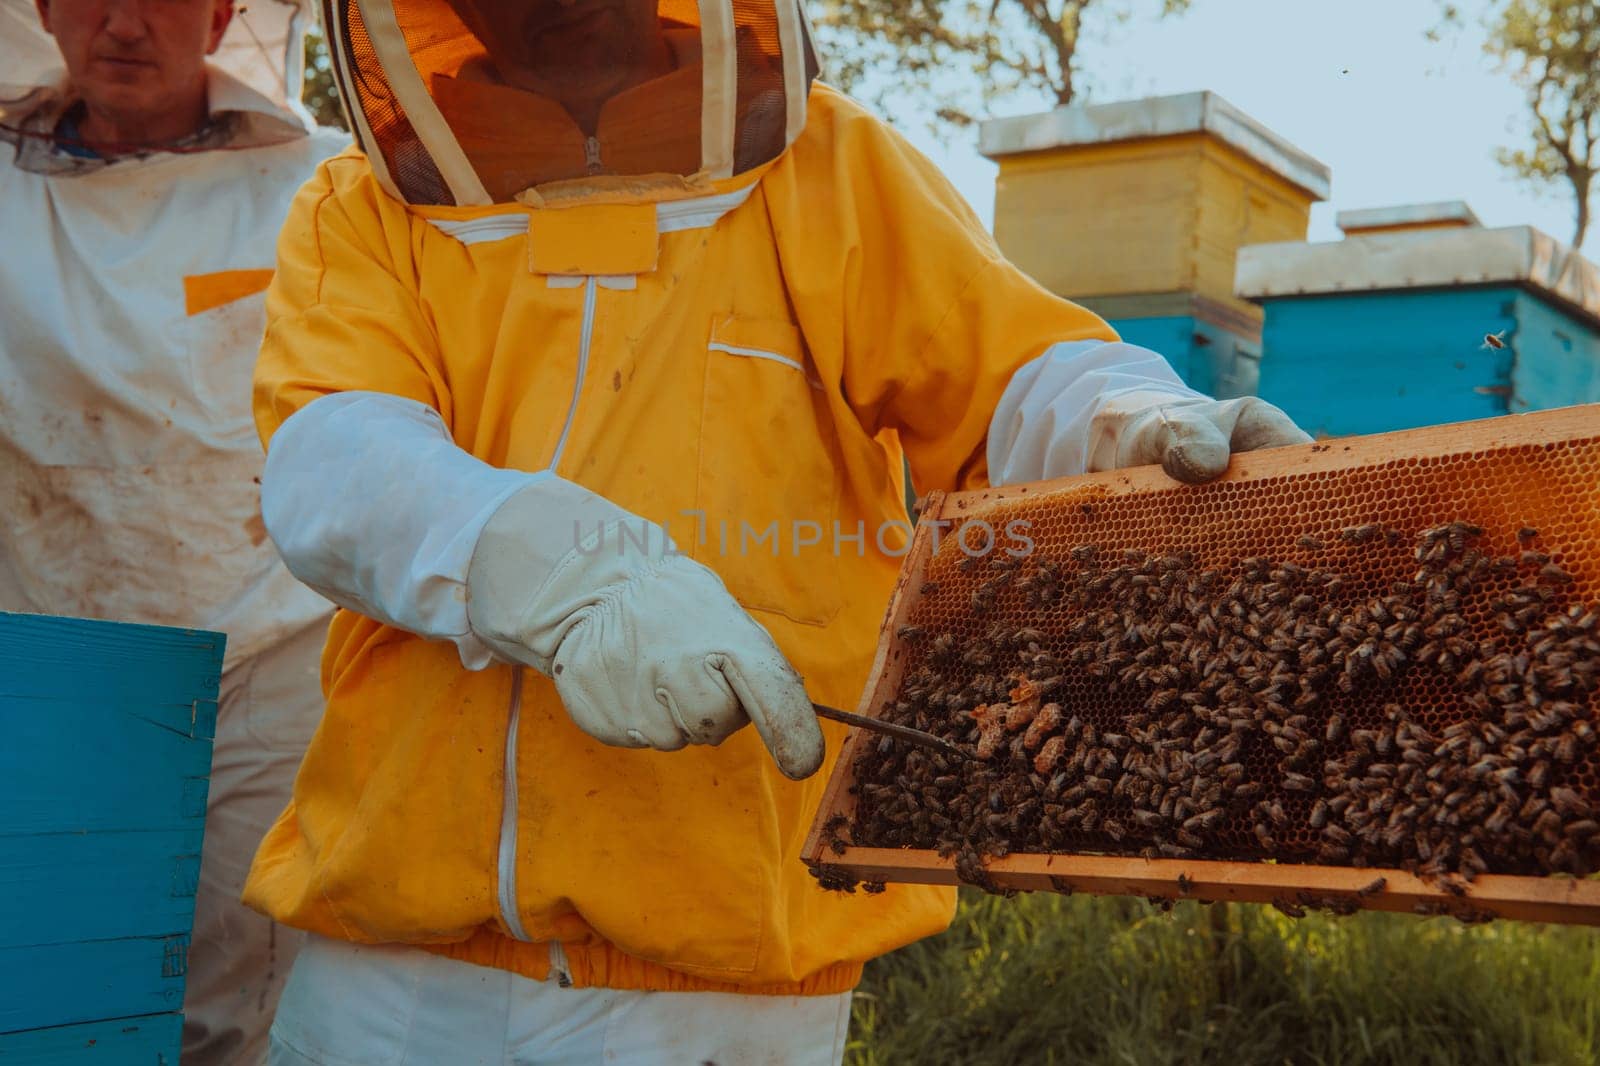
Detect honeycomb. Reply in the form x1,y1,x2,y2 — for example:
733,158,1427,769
840,417,1600,896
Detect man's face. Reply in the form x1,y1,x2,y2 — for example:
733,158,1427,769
448,0,665,106
36,0,232,126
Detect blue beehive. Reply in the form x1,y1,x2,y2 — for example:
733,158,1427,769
1237,214,1600,437
978,93,1332,406
0,613,224,1062
1093,295,1269,401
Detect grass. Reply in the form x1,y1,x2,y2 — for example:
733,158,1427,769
848,891,1600,1065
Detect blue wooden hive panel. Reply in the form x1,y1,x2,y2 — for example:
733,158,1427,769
0,1013,182,1063
1109,314,1262,400
0,613,224,1043
1507,291,1600,413
1252,285,1572,438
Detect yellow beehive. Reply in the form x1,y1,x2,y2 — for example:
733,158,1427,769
1336,201,1482,239
979,92,1330,326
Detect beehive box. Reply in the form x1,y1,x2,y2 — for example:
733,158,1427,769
804,405,1600,923
0,614,224,1061
1239,225,1600,439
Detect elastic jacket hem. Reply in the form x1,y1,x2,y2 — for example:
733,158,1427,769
418,928,865,996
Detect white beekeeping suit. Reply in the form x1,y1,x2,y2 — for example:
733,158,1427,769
0,3,348,1063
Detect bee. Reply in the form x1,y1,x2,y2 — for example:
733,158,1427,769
1272,897,1307,919
1296,534,1325,552
1540,563,1574,585
1356,876,1387,898
1282,772,1316,793
1556,734,1579,764
1550,787,1587,817
1340,524,1381,545
1319,843,1352,863
1481,330,1507,350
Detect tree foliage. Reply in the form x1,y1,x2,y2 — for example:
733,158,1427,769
295,2,1198,136
1442,1,1599,247
811,0,1189,130
302,25,348,131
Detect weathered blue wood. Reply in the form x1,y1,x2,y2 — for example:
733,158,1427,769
0,937,189,1034
1,696,212,836
0,613,222,1041
0,613,223,709
1509,290,1600,412
1255,286,1519,438
0,1013,181,1063
0,831,201,947
0,611,222,710
1109,315,1200,380
1110,315,1261,400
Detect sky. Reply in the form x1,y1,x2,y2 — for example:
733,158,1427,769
868,0,1597,258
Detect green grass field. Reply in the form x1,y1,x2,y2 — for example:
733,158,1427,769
848,891,1600,1065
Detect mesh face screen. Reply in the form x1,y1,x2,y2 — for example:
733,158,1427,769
730,6,786,172
341,0,454,204
333,0,812,202
847,427,1600,887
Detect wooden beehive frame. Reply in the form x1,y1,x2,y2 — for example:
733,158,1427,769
803,404,1600,924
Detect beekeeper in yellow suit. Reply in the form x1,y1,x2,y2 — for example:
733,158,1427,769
249,0,1308,1060
0,0,346,1063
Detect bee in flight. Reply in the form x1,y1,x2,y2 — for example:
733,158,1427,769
1481,330,1507,350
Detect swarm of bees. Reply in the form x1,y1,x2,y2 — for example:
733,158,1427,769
819,520,1600,919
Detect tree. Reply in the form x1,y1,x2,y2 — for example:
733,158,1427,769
811,0,1190,130
302,25,348,131
296,2,1196,137
1441,1,1599,248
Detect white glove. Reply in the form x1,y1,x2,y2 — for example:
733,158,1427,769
1088,392,1311,484
988,341,1311,487
465,479,826,780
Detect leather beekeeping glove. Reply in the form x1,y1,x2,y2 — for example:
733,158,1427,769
465,478,826,780
1088,392,1311,484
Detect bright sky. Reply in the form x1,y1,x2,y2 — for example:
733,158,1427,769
876,0,1598,258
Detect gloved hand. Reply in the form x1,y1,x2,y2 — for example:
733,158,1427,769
465,479,826,780
1089,392,1310,484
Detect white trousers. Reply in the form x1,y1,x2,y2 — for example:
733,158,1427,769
183,619,330,1066
268,935,853,1066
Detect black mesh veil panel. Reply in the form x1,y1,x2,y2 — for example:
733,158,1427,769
327,0,820,204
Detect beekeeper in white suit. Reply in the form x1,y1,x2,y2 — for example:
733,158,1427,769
0,1,346,1061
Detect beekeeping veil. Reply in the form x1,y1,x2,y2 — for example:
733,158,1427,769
320,0,819,205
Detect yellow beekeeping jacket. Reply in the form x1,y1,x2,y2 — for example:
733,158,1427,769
246,82,1118,995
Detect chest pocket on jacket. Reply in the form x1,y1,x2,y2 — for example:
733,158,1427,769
695,316,843,627
179,270,274,437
